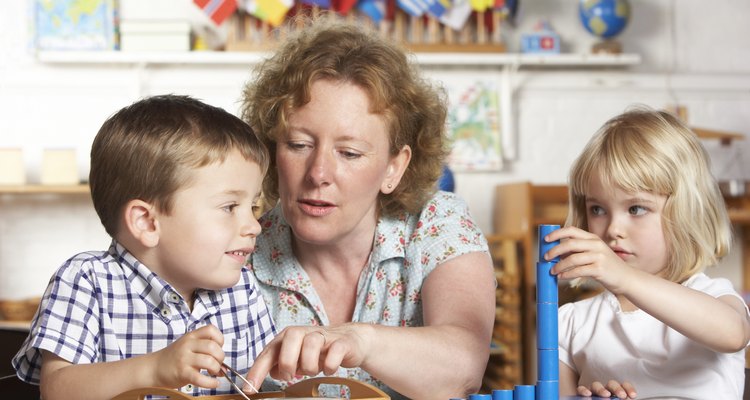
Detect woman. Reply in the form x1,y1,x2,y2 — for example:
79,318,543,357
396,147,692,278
241,16,496,399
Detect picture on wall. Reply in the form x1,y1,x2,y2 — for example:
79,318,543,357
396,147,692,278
33,0,118,51
436,72,505,171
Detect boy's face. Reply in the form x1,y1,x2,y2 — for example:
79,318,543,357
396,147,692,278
150,149,263,300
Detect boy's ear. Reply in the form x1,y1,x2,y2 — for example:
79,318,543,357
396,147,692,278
123,199,160,248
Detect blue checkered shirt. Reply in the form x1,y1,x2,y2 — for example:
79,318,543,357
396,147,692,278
12,240,275,396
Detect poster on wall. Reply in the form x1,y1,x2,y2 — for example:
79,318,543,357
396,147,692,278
437,72,506,171
32,0,118,51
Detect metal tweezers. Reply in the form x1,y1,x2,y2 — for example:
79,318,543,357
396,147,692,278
221,362,257,400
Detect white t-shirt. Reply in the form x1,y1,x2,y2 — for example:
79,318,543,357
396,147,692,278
559,273,747,399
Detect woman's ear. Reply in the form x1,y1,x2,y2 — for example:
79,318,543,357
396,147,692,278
123,199,160,248
381,145,412,194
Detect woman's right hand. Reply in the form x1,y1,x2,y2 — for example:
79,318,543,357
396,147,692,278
578,380,638,399
244,323,371,392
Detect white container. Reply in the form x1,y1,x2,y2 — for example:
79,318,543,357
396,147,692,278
0,148,25,185
120,20,191,52
41,149,79,185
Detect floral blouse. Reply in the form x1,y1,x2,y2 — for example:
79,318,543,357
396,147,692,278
250,191,489,399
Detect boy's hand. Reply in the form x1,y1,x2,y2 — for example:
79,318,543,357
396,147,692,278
578,380,637,399
152,324,225,389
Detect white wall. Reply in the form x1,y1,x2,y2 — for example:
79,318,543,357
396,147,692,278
1,0,749,299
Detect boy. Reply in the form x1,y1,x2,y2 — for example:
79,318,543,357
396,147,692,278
12,94,275,399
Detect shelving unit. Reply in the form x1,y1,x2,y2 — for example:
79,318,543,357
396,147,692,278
0,184,89,194
36,50,641,68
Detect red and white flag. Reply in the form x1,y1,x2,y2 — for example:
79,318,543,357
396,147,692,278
194,0,238,26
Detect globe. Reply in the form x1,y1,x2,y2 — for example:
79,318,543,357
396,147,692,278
579,0,630,40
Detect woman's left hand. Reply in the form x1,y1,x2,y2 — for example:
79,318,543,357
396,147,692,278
243,323,370,391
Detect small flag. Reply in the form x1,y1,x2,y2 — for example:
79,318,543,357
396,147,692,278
397,0,428,17
439,0,471,30
333,0,357,14
194,0,238,26
469,0,492,12
256,0,293,25
301,0,332,8
359,0,386,22
427,0,451,18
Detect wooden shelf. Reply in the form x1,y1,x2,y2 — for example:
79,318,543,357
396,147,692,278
693,127,745,145
36,50,641,68
0,184,89,194
0,320,31,332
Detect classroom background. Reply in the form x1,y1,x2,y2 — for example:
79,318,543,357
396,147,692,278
1,0,749,388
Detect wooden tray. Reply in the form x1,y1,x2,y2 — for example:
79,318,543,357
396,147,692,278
111,377,390,400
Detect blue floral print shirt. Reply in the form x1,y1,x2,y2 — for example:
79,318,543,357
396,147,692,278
250,191,489,399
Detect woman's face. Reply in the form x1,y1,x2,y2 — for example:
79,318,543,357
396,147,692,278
276,79,410,247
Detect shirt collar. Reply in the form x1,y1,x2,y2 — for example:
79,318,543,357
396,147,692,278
109,240,223,316
252,206,409,291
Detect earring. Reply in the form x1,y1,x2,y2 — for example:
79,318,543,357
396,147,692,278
387,184,393,189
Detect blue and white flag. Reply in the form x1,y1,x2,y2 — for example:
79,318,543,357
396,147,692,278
397,0,428,17
359,0,385,22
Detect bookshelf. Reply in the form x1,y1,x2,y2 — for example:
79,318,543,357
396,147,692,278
36,50,641,68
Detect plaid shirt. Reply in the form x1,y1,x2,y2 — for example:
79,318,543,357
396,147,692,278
13,240,275,396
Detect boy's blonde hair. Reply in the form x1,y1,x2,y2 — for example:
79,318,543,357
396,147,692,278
566,106,732,283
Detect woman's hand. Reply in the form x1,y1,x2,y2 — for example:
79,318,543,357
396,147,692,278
151,324,225,389
244,323,370,391
578,380,638,399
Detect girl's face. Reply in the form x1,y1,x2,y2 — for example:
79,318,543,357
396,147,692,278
275,79,410,248
151,150,263,300
585,174,669,277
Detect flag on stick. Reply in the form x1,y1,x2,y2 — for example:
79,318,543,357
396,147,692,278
194,0,238,25
359,0,386,22
256,0,293,26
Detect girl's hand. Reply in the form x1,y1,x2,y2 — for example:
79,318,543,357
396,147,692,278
152,324,225,389
578,380,637,399
544,226,636,294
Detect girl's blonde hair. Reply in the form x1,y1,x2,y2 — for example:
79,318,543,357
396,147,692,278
566,106,732,283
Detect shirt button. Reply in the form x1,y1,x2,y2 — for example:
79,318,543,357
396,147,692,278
161,308,171,318
169,293,180,303
181,383,194,392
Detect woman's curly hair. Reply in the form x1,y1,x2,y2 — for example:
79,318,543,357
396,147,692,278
240,14,449,216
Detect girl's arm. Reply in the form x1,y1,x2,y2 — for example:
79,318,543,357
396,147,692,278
547,227,750,354
617,270,750,353
559,362,579,396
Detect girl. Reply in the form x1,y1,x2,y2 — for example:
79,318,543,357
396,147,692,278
544,107,750,399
